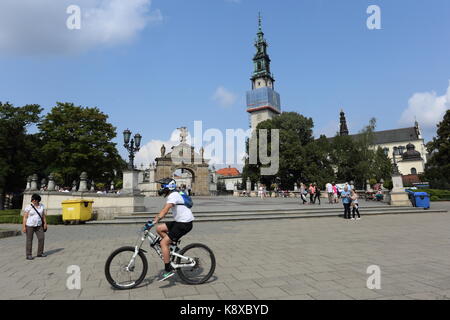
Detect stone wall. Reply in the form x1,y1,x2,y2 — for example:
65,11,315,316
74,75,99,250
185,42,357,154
22,191,145,221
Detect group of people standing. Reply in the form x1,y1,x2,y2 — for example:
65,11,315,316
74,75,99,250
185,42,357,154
299,182,361,220
335,183,361,220
298,183,321,205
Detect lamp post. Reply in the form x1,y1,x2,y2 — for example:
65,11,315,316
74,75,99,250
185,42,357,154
123,129,142,170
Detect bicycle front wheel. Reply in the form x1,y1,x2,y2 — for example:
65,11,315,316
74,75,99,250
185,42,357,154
104,246,148,290
176,243,216,285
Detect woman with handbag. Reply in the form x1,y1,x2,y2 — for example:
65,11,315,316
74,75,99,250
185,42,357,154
22,194,47,260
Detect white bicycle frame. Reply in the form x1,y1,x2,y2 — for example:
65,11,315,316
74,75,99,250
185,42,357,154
129,230,196,270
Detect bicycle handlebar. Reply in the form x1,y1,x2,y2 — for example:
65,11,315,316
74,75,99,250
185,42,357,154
142,221,154,232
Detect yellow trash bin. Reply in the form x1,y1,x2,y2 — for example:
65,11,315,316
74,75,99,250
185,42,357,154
62,200,94,224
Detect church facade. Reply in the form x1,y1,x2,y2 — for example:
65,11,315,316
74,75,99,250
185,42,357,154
337,111,427,176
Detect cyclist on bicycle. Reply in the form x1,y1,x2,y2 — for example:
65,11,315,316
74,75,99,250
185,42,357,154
150,178,194,281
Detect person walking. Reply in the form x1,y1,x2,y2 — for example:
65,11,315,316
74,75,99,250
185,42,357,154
326,182,333,204
22,194,47,260
332,183,338,203
258,185,264,200
340,186,352,220
351,189,361,220
308,183,315,204
299,183,307,204
313,183,321,205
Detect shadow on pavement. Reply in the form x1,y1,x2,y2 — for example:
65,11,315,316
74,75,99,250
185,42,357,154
45,248,64,256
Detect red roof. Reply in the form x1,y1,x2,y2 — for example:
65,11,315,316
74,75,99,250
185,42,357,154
216,168,241,177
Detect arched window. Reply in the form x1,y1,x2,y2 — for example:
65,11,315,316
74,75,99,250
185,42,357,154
411,168,417,175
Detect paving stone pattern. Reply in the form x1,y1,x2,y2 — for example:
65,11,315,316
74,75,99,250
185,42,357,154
1,203,450,300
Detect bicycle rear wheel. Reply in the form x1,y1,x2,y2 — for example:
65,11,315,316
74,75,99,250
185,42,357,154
104,246,148,290
176,243,215,285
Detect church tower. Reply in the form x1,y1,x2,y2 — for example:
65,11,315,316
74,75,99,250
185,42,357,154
339,110,349,136
246,14,281,129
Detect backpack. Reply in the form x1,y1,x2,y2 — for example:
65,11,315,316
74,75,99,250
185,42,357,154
178,191,193,209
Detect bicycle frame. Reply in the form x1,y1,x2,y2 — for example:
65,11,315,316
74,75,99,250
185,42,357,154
130,230,196,270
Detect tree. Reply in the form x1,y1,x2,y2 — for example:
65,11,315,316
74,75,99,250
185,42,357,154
38,102,126,187
0,102,43,209
301,135,335,188
329,118,391,188
372,146,393,182
424,110,450,189
242,112,334,190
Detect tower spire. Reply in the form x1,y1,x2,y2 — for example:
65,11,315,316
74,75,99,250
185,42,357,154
246,14,281,129
340,109,349,136
251,13,274,90
258,12,262,32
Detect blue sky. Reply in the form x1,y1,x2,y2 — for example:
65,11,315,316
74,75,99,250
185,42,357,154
0,0,449,166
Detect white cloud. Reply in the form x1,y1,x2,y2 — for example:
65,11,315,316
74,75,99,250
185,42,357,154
0,0,162,55
399,81,450,136
212,86,237,108
134,129,192,167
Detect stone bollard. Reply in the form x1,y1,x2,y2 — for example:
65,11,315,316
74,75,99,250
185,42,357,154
26,176,32,191
71,180,78,192
47,173,56,191
79,172,88,192
90,180,95,192
30,174,38,191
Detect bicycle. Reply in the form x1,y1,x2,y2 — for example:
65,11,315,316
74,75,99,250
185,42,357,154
104,223,216,290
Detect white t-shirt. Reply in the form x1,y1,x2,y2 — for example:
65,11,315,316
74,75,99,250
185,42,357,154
24,204,45,227
167,192,194,223
326,183,333,193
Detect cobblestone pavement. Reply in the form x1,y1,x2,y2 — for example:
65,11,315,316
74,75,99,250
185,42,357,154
1,206,450,300
143,196,390,213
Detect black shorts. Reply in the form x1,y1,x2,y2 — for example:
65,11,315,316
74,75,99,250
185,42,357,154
165,221,193,242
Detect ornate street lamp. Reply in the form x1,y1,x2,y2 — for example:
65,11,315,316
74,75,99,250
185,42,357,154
123,129,142,170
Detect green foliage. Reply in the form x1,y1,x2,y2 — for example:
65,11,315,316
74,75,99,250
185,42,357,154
242,112,334,189
96,182,106,190
0,209,21,224
412,189,450,201
0,215,22,224
46,215,64,225
0,209,21,216
0,209,63,224
383,179,393,190
242,114,393,190
0,102,43,197
330,119,392,189
114,179,123,190
51,172,64,186
38,102,126,186
424,110,450,189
